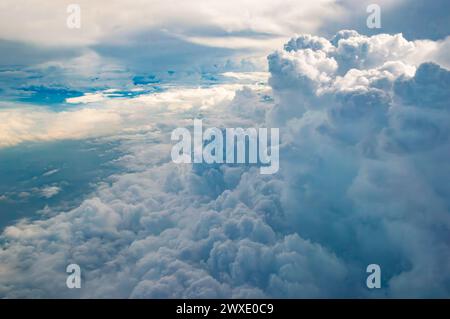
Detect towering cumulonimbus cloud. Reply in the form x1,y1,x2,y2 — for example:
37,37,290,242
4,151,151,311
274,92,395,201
267,30,450,297
0,30,449,298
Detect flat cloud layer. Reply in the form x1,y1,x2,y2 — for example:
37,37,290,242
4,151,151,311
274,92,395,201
0,0,342,46
0,30,449,298
0,82,266,148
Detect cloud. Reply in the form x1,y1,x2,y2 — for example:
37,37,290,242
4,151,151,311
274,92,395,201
0,162,350,298
0,105,122,148
0,39,82,67
0,30,449,298
91,30,238,73
42,169,60,177
35,186,62,199
0,0,343,47
321,0,450,41
0,82,267,148
267,30,450,297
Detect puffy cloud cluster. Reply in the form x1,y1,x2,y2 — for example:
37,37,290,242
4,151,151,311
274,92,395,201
0,163,349,298
267,30,450,297
0,30,449,298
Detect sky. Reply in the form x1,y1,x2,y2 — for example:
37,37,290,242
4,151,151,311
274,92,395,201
0,0,449,298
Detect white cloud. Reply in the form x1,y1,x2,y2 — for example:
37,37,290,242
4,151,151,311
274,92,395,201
42,169,60,177
0,81,269,148
0,105,122,148
39,186,61,199
0,0,343,47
